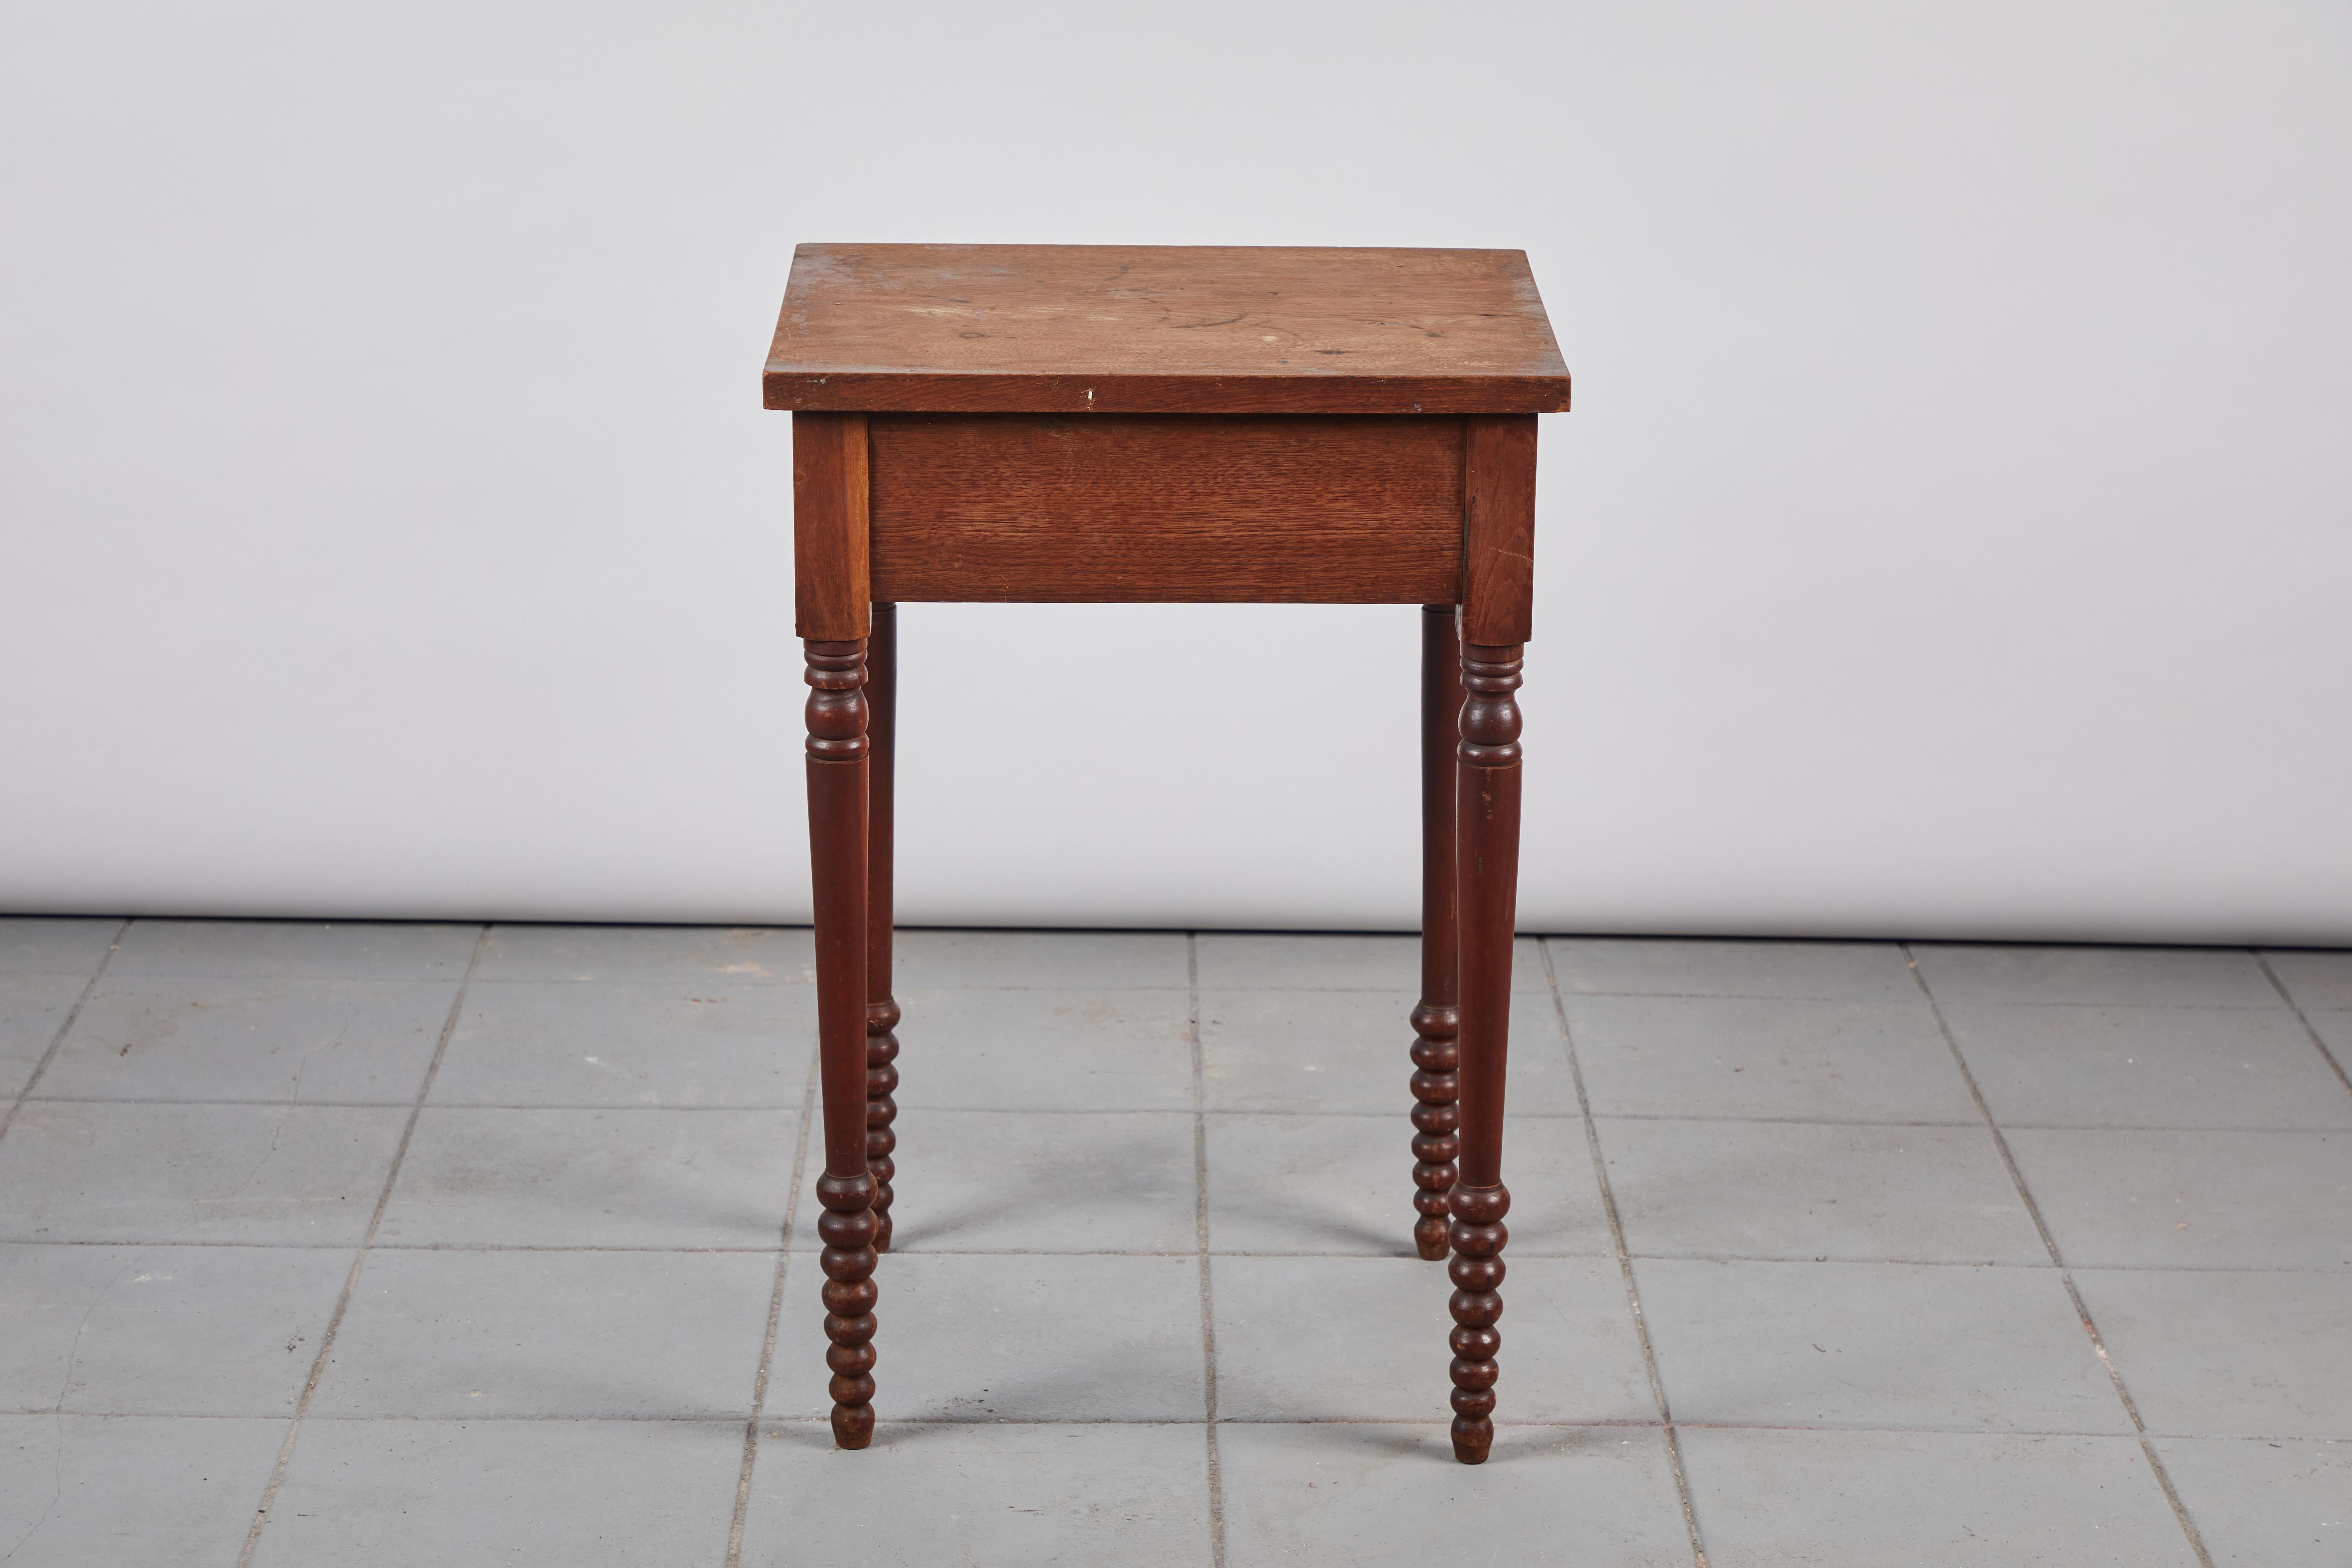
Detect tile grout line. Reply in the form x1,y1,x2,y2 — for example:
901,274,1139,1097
9,1234,2343,1272
1900,943,2216,1568
20,1404,2347,1442
2253,951,2352,1100
1187,932,1228,1568
0,921,130,1568
30,1098,2351,1139
14,1092,2340,1136
724,1035,820,1567
232,923,492,1568
0,919,132,1147
1540,939,1710,1568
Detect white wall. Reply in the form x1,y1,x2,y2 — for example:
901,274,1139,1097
3,1,2348,942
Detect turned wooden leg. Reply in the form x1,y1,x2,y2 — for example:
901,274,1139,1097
806,636,878,1450
865,604,899,1252
1410,604,1464,1261
1449,638,1523,1464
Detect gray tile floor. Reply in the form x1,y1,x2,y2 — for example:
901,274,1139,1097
1,918,2347,1566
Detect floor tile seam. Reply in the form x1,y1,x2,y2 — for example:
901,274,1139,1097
1589,1112,1988,1129
261,1409,765,1423
2254,952,2352,1100
1185,932,1229,1568
76,975,469,991
1629,1252,2057,1270
1567,990,2287,1010
415,1102,808,1114
1639,1418,2160,1439
1597,1114,2352,1134
2065,1261,2352,1277
27,1238,2340,1270
1539,939,1710,1568
0,918,130,1146
888,1107,1593,1121
0,1238,793,1254
1200,1107,1585,1121
32,1097,2173,1125
898,1104,1203,1117
102,970,478,985
1639,1254,2352,1275
1900,942,2218,1568
22,1404,2338,1445
46,1236,2343,1272
233,922,491,1568
1921,998,2305,1014
1204,1416,2160,1437
465,976,815,988
2144,1431,2352,1445
897,983,1200,994
1558,988,1966,1004
725,1038,818,1568
781,1247,1620,1259
43,1409,2342,1442
1990,1122,2352,1136
18,1096,807,1112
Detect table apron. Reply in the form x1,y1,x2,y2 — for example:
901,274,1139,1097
866,413,1468,604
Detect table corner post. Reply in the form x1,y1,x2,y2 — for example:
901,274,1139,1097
1449,413,1535,1464
796,409,880,1450
865,602,900,1252
1411,604,1465,1263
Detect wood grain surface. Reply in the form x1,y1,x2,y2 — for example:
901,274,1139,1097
1462,414,1538,645
867,413,1467,603
792,412,871,639
766,244,1570,415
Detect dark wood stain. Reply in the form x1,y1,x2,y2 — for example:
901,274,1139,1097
869,414,1465,604
775,241,1558,1464
767,243,1570,415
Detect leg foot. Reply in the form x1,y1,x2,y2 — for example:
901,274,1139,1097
865,1000,899,1252
1447,1182,1509,1464
817,1170,880,1448
1409,1001,1460,1261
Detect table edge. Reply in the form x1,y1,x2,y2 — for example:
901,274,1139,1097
762,369,1572,415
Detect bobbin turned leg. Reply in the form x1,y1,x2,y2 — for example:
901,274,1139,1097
865,604,900,1252
1445,412,1536,1465
1410,605,1464,1261
1449,639,1522,1464
805,636,878,1449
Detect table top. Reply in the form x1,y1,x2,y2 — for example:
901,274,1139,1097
764,244,1569,416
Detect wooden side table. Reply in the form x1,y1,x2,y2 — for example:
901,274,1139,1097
764,244,1569,1464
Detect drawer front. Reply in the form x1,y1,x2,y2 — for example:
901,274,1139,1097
867,414,1465,604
